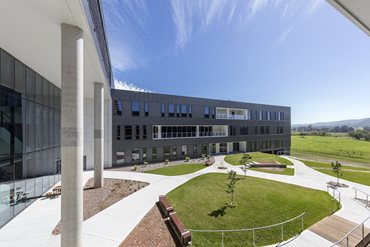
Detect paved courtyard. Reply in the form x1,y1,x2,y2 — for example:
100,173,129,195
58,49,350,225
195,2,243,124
0,156,369,247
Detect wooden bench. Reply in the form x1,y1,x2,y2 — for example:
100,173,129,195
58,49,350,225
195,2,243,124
169,212,192,246
158,195,174,217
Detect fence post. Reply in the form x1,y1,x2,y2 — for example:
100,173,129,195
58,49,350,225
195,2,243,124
362,223,365,238
281,224,284,241
346,236,349,247
301,215,304,232
221,231,224,247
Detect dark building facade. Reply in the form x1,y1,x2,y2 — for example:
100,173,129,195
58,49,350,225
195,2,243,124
0,48,61,227
112,89,291,166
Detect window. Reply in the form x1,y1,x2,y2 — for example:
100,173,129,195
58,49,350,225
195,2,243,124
136,125,140,139
181,145,188,158
211,107,215,119
181,105,187,117
153,126,158,139
161,103,165,117
143,148,147,162
280,112,285,121
163,146,170,160
201,145,207,155
152,147,157,162
189,105,192,118
26,67,35,101
142,125,147,139
229,126,236,136
169,104,175,117
114,100,122,115
116,151,125,165
144,102,149,116
14,59,25,94
172,146,177,159
260,126,265,134
1,49,15,90
176,105,180,117
125,125,132,140
204,106,209,118
131,102,140,116
254,126,258,135
240,126,248,135
220,143,227,153
277,126,284,134
132,149,140,163
193,145,197,157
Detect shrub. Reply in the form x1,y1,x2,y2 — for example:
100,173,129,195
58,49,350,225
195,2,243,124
143,161,149,166
132,165,138,171
165,159,169,165
185,156,190,162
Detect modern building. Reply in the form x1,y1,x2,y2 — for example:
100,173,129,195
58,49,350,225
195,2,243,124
112,90,291,166
0,0,113,245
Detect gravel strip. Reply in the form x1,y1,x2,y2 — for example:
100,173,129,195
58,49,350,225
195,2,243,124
52,178,149,235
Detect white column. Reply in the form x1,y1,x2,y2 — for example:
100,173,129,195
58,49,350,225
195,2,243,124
215,143,220,153
196,125,199,137
239,141,247,152
227,142,233,153
94,82,104,188
61,24,83,247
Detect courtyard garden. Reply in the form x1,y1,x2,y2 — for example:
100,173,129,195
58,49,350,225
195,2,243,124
167,173,338,246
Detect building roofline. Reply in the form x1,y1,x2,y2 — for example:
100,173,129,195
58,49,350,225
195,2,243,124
111,89,291,109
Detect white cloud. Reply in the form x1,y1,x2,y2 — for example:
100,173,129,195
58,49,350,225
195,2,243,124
248,0,268,18
276,26,295,45
305,0,324,16
114,79,152,92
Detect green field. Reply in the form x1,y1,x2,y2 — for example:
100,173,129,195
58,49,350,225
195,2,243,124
145,163,206,176
167,173,338,246
299,159,370,186
291,135,370,165
224,152,293,175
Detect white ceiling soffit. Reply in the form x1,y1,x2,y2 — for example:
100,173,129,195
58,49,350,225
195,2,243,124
326,0,370,36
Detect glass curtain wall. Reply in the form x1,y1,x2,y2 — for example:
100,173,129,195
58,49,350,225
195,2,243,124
0,48,61,228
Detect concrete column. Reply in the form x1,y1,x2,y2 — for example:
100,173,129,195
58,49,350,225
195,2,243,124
227,142,233,153
215,143,220,154
94,82,104,188
61,24,83,247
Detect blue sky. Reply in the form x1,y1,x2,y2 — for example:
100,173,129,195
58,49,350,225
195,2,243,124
102,0,370,124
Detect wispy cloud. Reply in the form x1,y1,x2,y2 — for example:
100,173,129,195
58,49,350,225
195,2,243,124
114,79,152,92
102,0,325,73
276,26,295,46
305,0,324,17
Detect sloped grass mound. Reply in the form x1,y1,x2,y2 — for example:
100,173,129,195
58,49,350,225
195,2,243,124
167,173,338,246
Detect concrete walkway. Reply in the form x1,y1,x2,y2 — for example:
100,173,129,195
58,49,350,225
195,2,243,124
0,156,369,247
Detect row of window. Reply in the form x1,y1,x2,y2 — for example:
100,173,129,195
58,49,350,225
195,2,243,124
117,125,147,140
115,139,287,165
113,100,287,121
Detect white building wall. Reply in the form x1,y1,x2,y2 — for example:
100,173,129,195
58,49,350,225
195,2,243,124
84,98,94,170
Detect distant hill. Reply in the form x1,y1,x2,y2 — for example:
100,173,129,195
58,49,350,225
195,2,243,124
293,118,370,128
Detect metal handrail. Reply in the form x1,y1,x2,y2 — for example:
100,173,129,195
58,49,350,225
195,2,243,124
188,213,305,247
353,187,370,208
330,215,370,247
188,212,305,232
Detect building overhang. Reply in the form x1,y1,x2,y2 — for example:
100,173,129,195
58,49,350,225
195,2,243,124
326,0,370,36
0,0,111,99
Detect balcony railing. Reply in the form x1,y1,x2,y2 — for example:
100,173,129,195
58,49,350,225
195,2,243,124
153,131,227,139
216,114,247,120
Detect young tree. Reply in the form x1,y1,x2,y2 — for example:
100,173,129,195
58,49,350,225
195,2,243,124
239,153,251,179
226,170,240,207
331,161,342,185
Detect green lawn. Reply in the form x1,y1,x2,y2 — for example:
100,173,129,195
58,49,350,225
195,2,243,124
299,159,370,186
145,163,206,176
224,152,293,175
292,135,370,165
167,173,338,246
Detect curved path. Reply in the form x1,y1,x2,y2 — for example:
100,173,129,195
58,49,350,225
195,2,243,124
0,156,369,247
